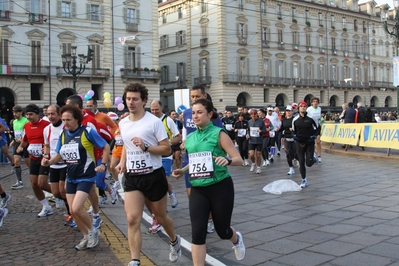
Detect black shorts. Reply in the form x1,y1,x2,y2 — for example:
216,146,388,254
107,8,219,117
13,143,29,158
248,143,263,151
49,167,67,183
315,126,321,136
123,167,168,202
30,159,49,176
66,180,94,194
171,143,181,152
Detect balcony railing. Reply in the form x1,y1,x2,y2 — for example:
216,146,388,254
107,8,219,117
0,10,10,20
29,13,44,23
238,37,247,45
200,38,208,47
194,76,212,85
120,69,160,80
262,40,270,48
56,67,111,79
278,42,285,50
126,23,138,32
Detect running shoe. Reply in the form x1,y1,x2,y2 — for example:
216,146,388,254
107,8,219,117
318,157,322,163
0,207,8,227
10,165,15,173
169,234,181,263
256,167,261,174
75,237,88,250
105,174,113,180
244,159,250,166
207,219,215,233
37,206,53,217
300,178,308,188
262,160,267,167
232,231,246,261
99,196,108,205
55,198,65,209
87,228,100,248
64,215,77,228
11,181,23,190
313,152,318,163
48,196,56,203
169,192,178,208
87,206,93,216
249,164,255,172
287,168,295,175
92,215,103,229
128,260,141,266
110,187,118,204
147,216,162,234
0,194,11,208
113,180,121,191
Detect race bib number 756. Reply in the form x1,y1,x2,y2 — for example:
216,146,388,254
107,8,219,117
189,151,214,180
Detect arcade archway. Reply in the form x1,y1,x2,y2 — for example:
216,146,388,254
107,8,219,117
56,88,74,107
0,87,15,123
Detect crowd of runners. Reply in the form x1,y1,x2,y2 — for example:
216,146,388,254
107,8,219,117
0,82,324,266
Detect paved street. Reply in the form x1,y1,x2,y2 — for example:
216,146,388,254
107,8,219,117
2,144,399,265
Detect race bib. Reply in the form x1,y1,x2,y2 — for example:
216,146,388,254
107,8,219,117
126,150,153,175
115,135,124,146
269,131,275,138
250,127,260,137
27,144,42,158
237,129,246,137
59,143,80,164
225,124,233,131
188,151,214,180
14,130,24,139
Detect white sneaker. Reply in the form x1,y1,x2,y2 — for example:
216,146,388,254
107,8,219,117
232,231,246,261
37,206,53,217
300,178,308,188
169,192,178,208
266,160,270,166
256,167,261,174
287,168,295,175
207,219,215,233
87,228,100,248
169,234,181,263
75,237,88,251
249,164,255,172
55,198,65,209
262,160,266,167
318,157,322,163
113,180,121,191
110,187,118,204
87,206,94,216
244,159,250,166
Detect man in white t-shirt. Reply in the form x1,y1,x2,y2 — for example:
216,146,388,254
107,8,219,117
116,83,181,266
265,106,281,162
306,97,322,163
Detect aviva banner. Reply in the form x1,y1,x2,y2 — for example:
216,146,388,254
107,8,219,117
360,123,399,149
320,123,362,145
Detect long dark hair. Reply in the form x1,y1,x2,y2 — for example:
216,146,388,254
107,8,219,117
192,98,218,119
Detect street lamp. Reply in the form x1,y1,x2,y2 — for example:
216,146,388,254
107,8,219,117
381,2,399,115
62,46,87,94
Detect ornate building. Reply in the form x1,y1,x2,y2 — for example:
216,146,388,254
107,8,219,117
0,0,160,121
159,0,397,113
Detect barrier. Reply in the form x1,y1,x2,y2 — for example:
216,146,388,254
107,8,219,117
321,122,399,153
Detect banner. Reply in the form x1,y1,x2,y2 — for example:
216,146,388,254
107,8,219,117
360,123,399,149
320,123,362,145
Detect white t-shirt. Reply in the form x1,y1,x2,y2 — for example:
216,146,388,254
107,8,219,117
43,121,67,169
161,114,180,160
119,112,168,172
266,112,281,131
306,106,322,127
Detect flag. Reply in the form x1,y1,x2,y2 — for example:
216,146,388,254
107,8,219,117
0,65,11,74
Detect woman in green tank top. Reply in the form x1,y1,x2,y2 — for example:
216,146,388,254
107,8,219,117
172,99,246,265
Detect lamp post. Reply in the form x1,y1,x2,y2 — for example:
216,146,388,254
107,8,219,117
381,1,399,115
62,46,87,94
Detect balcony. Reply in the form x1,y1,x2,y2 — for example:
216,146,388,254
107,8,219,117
319,47,326,54
343,50,349,58
278,42,285,50
262,40,270,48
200,38,208,47
238,37,247,45
56,67,111,81
292,44,299,51
29,13,44,24
120,69,160,80
126,23,138,32
306,46,312,53
0,10,10,20
194,76,212,85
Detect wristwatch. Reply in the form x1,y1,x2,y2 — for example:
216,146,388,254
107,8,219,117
144,143,149,152
225,157,232,165
101,162,108,167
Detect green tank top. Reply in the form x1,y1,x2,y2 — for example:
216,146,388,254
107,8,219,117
13,117,29,139
185,122,230,187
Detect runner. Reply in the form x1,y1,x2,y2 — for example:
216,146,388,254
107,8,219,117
172,98,246,265
115,83,181,266
16,104,52,217
0,183,11,208
279,105,296,175
41,104,110,250
43,104,74,226
247,109,266,174
10,105,29,190
0,117,14,167
306,97,322,163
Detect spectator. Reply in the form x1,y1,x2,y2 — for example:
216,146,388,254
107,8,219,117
342,102,356,123
365,107,373,122
356,102,366,123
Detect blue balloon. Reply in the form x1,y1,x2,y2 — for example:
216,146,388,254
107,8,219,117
84,94,91,101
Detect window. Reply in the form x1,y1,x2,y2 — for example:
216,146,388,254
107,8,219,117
127,47,138,69
292,31,299,44
278,60,284,78
162,13,166,24
263,59,269,75
363,21,366,33
31,0,40,14
343,39,347,50
160,35,168,49
31,40,41,74
201,24,208,39
31,84,42,100
277,4,281,19
176,62,185,86
355,67,360,82
354,40,358,53
62,43,71,56
278,29,283,43
0,39,9,65
260,1,266,16
127,8,137,24
178,7,182,19
239,56,248,78
238,23,245,38
293,62,298,78
343,66,348,79
200,58,208,77
341,0,345,8
176,31,186,45
372,44,376,55
306,33,311,46
306,62,312,79
262,27,269,45
331,65,337,80
319,64,325,79
90,5,100,21
61,1,71,18
331,37,336,50
354,19,358,31
342,17,346,29
90,44,101,71
319,35,324,47
201,0,207,13
0,0,8,11
161,65,169,82
305,10,309,23
331,15,335,27
292,8,296,21
318,12,323,26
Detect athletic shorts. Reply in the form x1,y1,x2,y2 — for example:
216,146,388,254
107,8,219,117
112,145,123,159
171,143,181,152
162,158,172,177
30,159,49,176
248,143,263,151
66,179,95,194
49,167,67,183
0,139,6,147
123,167,168,202
13,143,30,158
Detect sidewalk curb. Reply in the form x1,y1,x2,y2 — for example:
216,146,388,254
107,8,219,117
321,144,399,161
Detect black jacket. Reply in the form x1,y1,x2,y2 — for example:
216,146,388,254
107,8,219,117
292,113,316,142
357,106,366,123
343,107,356,123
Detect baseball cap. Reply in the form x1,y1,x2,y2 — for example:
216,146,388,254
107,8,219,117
285,105,293,111
291,103,298,108
249,109,258,115
12,105,23,112
107,111,119,120
298,101,308,107
267,107,274,111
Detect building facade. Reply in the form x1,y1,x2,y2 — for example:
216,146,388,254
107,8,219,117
158,0,397,113
0,0,160,122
